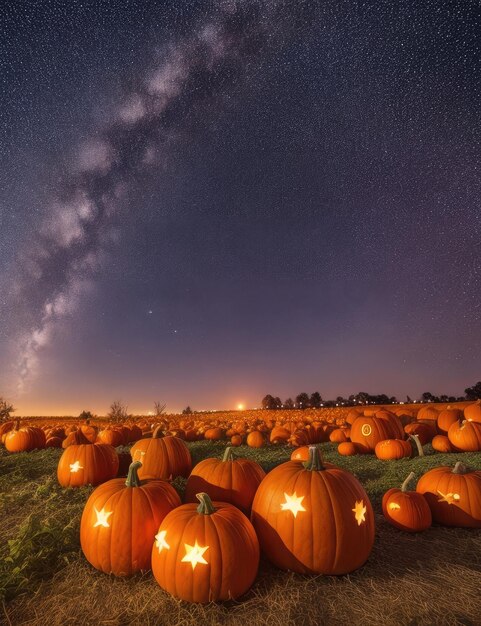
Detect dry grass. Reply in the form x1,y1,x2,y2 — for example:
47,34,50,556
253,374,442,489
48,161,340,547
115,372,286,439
2,442,481,626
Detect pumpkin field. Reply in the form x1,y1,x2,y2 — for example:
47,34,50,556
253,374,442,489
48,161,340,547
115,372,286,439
1,402,481,625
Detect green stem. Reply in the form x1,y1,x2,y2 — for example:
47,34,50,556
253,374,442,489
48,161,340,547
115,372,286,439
452,461,469,475
401,472,416,492
409,434,424,457
125,461,143,487
222,446,235,462
303,445,325,471
196,492,216,515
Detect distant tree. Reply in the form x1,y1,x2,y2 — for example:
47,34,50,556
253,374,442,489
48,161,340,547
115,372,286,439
79,410,94,423
354,391,370,404
421,392,439,403
0,397,15,423
406,395,413,403
448,396,457,403
261,395,279,410
182,406,193,415
154,401,166,416
439,395,449,403
310,392,322,408
284,397,294,409
296,392,310,409
108,400,130,424
389,396,397,404
465,381,481,401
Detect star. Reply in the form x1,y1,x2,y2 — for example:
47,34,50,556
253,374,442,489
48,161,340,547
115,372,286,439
93,506,112,528
181,540,209,570
154,530,170,553
280,492,306,518
352,500,367,525
69,460,83,473
437,490,461,505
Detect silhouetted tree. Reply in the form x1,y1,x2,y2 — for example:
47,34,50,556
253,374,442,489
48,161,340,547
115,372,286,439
310,392,322,408
261,395,279,410
296,392,310,409
274,396,283,409
182,406,193,414
108,400,130,424
421,392,439,403
465,381,481,401
154,401,166,416
284,397,294,409
79,410,93,422
0,397,14,422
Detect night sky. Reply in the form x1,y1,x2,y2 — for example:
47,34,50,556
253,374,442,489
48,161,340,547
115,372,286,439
1,0,480,415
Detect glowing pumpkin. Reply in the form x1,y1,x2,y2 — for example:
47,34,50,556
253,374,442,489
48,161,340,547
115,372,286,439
57,443,119,487
375,439,412,460
350,416,395,453
130,430,192,480
382,472,431,532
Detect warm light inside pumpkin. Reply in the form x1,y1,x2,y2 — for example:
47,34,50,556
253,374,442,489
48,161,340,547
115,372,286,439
361,424,372,436
352,500,367,525
69,461,83,473
437,490,461,505
154,530,170,553
280,492,306,518
93,506,112,528
389,502,401,511
181,540,209,570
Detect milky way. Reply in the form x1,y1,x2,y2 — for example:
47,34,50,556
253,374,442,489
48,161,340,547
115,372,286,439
1,0,480,413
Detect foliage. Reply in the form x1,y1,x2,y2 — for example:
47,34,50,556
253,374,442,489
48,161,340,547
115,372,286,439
78,410,94,421
154,401,166,416
0,397,15,422
182,405,193,414
465,381,481,401
107,400,131,424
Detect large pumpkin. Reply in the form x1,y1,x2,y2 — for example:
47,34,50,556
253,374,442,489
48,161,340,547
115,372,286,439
382,472,431,532
350,416,395,453
151,492,259,603
80,460,181,576
437,407,463,433
5,421,46,453
185,446,265,515
416,462,481,527
447,420,481,452
57,443,119,487
130,429,192,480
251,446,375,575
464,400,481,423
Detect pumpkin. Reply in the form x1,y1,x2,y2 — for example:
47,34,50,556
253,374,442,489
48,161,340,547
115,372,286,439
464,400,481,423
290,446,310,461
246,431,265,448
204,428,224,441
375,439,412,460
432,434,458,453
251,446,375,575
329,428,349,443
270,426,291,444
416,462,481,527
151,492,259,603
230,434,243,446
130,429,192,480
5,421,46,453
404,422,435,445
62,424,97,448
437,407,463,433
338,442,360,456
185,446,265,515
97,428,124,447
350,416,395,453
447,420,481,451
80,460,181,576
375,411,405,439
45,436,63,448
57,443,119,487
382,472,431,532
417,406,439,421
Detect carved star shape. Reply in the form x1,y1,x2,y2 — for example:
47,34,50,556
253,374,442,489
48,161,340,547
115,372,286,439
93,506,112,528
181,541,209,570
437,490,461,505
69,461,83,473
352,500,367,525
154,530,170,553
280,492,306,518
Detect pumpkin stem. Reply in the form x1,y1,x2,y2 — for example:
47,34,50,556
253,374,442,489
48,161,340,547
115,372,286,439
303,445,325,471
223,446,235,462
409,434,424,457
452,461,469,475
125,461,143,487
152,426,163,439
401,472,416,492
196,492,217,515
14,419,20,431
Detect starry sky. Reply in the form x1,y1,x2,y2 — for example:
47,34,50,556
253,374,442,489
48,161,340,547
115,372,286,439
1,0,480,416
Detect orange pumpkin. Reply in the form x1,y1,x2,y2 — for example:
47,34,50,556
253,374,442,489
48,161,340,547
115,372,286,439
185,446,265,515
404,422,435,445
464,400,481,423
57,443,119,487
329,428,349,443
97,428,124,447
251,446,375,575
151,492,259,603
432,434,457,453
375,439,412,460
437,407,463,433
130,430,192,480
80,460,181,576
382,472,431,532
290,445,310,461
416,462,481,527
246,430,265,448
5,421,46,453
350,416,395,453
230,434,243,446
204,428,224,441
447,420,481,451
337,442,360,456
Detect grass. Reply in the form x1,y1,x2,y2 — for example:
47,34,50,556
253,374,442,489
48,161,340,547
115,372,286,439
1,442,481,625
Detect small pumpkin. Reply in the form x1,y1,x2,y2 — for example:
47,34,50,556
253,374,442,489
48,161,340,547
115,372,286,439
130,429,192,480
246,430,265,448
337,442,360,456
447,420,481,452
432,434,457,453
382,472,431,532
151,492,259,603
437,407,463,433
80,460,181,576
